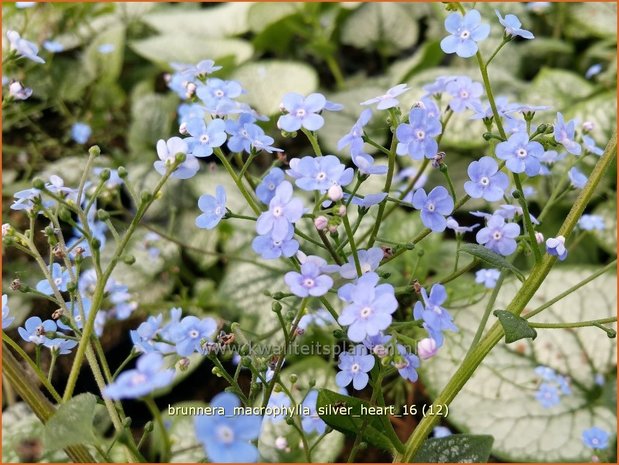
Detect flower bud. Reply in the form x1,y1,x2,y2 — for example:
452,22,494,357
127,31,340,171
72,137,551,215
52,244,65,259
289,374,298,384
96,209,110,221
272,301,283,313
583,121,595,132
117,166,128,178
373,344,388,358
328,184,343,202
535,231,544,244
32,177,45,190
417,338,438,360
88,145,101,157
122,255,136,265
314,216,328,231
2,223,13,238
179,122,189,135
10,278,22,291
328,224,338,234
337,205,347,217
174,152,186,163
52,308,64,320
178,357,191,371
275,437,288,451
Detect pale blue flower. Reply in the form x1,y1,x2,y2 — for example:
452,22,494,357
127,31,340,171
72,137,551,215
582,427,610,450
412,186,454,232
546,235,567,261
440,10,490,58
103,353,175,399
336,345,375,390
2,294,13,329
6,30,45,63
360,84,409,110
154,137,199,180
284,262,333,297
475,269,500,288
278,92,326,132
196,186,226,230
496,10,534,39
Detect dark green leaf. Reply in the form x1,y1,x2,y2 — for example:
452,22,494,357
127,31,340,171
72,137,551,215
316,389,404,454
414,434,494,463
43,394,98,450
460,244,525,282
493,310,538,344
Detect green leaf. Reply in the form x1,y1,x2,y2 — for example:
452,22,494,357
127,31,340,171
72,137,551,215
43,394,98,450
130,35,253,67
592,198,617,255
83,24,125,83
316,389,404,454
523,68,594,110
247,2,301,33
388,40,443,83
493,310,538,344
128,92,178,156
341,3,418,54
414,434,494,462
421,269,617,461
230,61,319,115
567,91,617,143
567,3,617,38
460,244,525,282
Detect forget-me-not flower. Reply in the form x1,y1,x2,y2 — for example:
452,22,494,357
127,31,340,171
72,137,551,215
44,338,78,355
284,262,333,297
171,315,218,356
196,186,227,230
252,225,299,260
154,137,199,179
554,113,582,155
71,122,91,144
36,263,73,295
440,10,490,58
278,92,326,132
339,247,383,279
496,132,544,176
338,108,372,156
496,10,534,39
445,76,483,113
578,214,605,231
396,107,442,160
582,427,610,450
256,181,304,242
336,345,375,390
546,235,567,261
412,186,454,232
18,317,57,345
413,284,457,347
360,84,410,110
464,156,510,201
287,155,354,193
476,214,520,256
256,168,285,205
103,352,175,399
394,345,420,382
6,30,45,63
185,118,227,157
301,390,327,435
583,135,604,156
535,382,560,408
568,167,587,189
475,269,501,288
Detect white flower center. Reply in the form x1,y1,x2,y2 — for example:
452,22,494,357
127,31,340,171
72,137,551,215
189,329,199,339
493,231,503,240
215,206,223,216
303,278,315,288
360,306,373,319
361,263,372,273
426,202,435,212
273,206,283,217
460,30,471,39
460,90,469,99
480,176,490,186
268,183,275,190
216,425,235,444
131,373,147,385
416,130,425,140
351,363,361,373
296,108,306,118
200,134,210,144
316,172,327,181
54,277,63,286
215,89,225,98
241,129,248,137
517,148,528,158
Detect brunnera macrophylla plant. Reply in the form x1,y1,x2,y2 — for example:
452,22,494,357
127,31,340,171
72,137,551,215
2,3,617,464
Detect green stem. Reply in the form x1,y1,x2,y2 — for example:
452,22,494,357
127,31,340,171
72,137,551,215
529,317,617,329
325,54,345,90
301,128,323,156
317,229,344,265
440,166,457,202
145,396,171,462
342,214,362,276
513,173,542,263
214,148,261,215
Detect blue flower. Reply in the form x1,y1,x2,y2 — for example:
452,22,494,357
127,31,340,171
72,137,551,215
585,64,603,79
185,118,227,157
98,43,115,54
195,392,261,462
496,131,544,176
412,186,454,232
553,113,581,155
107,280,137,320
546,235,567,261
9,81,32,100
445,76,484,113
338,109,372,156
103,352,175,399
56,298,106,337
36,263,73,295
423,76,457,96
6,30,45,63
256,168,285,205
475,269,500,288
278,92,326,132
583,135,604,156
476,214,520,256
433,426,452,438
534,365,557,381
446,217,479,234
16,2,37,8
130,314,164,353
582,427,610,450
352,152,388,175
43,337,78,355
396,107,442,160
413,284,457,347
569,167,587,189
265,391,291,423
196,186,226,230
464,156,510,202
71,122,91,144
252,226,299,260
284,262,333,297
339,247,383,279
393,345,420,382
301,390,327,435
336,345,375,390
196,78,244,115
440,10,490,58
535,382,560,408
2,294,13,329
154,137,199,180
18,317,57,345
338,272,398,342
578,214,605,231
171,315,218,356
43,40,64,53
226,115,281,154
298,308,336,331
347,192,388,208
360,84,410,110
496,10,534,39
287,155,353,192
256,181,304,242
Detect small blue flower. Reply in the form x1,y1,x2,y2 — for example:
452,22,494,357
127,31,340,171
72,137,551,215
16,2,37,8
578,214,605,231
225,114,262,153
43,337,78,355
301,390,327,435
351,152,388,175
265,391,291,423
496,132,544,176
284,262,333,297
445,76,483,113
278,92,326,132
18,316,57,345
71,122,91,144
103,353,175,399
475,269,500,288
336,345,375,390
396,107,442,160
393,345,420,382
130,314,164,353
338,109,372,156
2,294,14,329
445,217,479,234
171,315,218,356
585,64,603,79
197,78,244,115
252,226,299,260
347,192,388,208
338,272,398,342
107,280,137,320
43,40,64,53
440,10,490,58
9,81,32,100
185,118,227,157
546,235,567,261
582,427,610,450
476,214,520,256
97,43,115,54
495,10,534,39
339,247,383,279
154,137,199,180
535,382,560,408
464,156,510,202
583,135,604,156
412,186,454,232
298,308,337,331
534,365,557,381
36,263,73,295
433,426,452,438
422,76,457,96
554,113,581,155
196,186,226,230
569,167,587,189
360,84,409,110
256,181,304,242
56,298,106,337
6,30,45,63
256,168,285,205
287,155,353,192
413,284,457,347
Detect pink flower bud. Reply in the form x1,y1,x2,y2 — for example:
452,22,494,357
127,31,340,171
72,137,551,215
337,205,347,217
535,231,544,244
417,338,438,360
314,216,328,231
583,121,595,132
328,184,343,201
